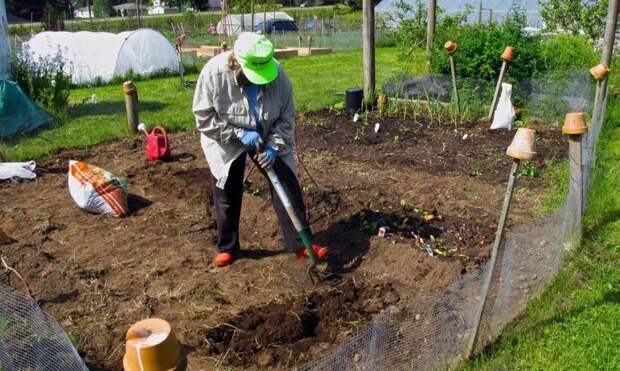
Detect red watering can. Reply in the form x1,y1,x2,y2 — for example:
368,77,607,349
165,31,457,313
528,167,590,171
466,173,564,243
138,123,170,161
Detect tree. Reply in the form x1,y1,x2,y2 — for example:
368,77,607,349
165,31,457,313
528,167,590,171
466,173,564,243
539,0,608,41
6,0,71,21
93,0,112,17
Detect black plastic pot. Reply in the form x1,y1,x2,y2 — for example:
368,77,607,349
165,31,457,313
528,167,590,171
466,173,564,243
345,87,363,117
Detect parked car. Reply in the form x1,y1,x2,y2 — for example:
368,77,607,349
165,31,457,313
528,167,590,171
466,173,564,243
254,19,299,34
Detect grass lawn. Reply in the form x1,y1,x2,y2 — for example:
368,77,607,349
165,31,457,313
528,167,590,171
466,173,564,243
0,47,409,161
464,96,620,370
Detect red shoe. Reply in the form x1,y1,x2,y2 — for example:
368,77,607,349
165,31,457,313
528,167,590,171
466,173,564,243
214,252,235,267
296,244,328,261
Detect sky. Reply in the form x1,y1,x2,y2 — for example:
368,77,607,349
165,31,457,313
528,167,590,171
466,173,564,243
376,0,543,27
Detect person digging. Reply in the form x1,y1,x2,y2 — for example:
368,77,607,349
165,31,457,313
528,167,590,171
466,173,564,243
192,32,328,267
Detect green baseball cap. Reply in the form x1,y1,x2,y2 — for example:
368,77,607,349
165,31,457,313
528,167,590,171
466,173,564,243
234,32,279,85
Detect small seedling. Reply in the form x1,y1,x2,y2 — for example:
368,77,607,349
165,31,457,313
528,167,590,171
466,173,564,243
466,194,480,201
470,164,486,177
520,162,540,178
332,101,345,111
360,218,379,235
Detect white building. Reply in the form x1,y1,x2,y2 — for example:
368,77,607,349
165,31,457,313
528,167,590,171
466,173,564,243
74,6,93,19
147,0,180,15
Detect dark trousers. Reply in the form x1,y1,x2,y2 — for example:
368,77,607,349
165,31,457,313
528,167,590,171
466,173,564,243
210,152,310,253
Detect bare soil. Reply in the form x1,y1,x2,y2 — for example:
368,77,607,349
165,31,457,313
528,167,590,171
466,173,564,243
0,110,565,370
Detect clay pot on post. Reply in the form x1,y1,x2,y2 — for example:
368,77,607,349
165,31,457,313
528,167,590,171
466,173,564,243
489,46,515,121
562,112,588,249
123,318,186,371
444,40,458,55
501,46,515,62
506,127,537,160
562,112,588,135
590,64,610,81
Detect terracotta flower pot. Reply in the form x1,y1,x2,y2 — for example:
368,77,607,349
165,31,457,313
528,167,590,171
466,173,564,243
506,128,536,160
501,46,515,62
590,64,610,81
562,112,588,135
444,40,458,55
123,318,186,371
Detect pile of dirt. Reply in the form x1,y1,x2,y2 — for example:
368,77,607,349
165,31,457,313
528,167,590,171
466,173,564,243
199,279,400,368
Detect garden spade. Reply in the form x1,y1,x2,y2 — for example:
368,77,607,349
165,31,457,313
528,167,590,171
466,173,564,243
255,139,329,285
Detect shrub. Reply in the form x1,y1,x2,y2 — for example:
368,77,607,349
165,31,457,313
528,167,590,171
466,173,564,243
386,0,472,53
539,34,598,71
11,47,72,116
431,13,543,87
386,0,429,50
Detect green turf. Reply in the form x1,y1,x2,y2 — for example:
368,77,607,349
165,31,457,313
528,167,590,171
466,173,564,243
0,47,413,161
463,96,620,370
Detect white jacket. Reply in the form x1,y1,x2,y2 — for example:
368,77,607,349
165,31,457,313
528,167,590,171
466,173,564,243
192,51,297,189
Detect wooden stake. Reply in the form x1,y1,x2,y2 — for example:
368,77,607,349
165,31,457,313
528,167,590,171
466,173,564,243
584,0,618,211
123,81,139,135
567,134,584,249
592,0,619,124
488,61,508,121
449,54,461,120
467,159,520,357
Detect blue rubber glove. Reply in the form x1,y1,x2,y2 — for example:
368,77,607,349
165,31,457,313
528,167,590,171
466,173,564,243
257,146,278,169
237,130,261,151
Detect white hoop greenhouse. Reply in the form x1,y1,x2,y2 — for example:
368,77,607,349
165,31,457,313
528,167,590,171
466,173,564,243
24,29,179,85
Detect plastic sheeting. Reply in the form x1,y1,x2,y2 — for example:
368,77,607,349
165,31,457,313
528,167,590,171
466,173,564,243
25,29,179,85
0,80,51,138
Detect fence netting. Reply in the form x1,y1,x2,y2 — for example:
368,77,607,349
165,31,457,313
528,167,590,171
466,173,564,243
300,90,606,370
0,281,88,370
380,69,596,125
0,68,606,371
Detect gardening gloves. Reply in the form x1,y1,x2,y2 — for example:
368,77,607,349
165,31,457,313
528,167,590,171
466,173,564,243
237,129,261,151
257,146,278,169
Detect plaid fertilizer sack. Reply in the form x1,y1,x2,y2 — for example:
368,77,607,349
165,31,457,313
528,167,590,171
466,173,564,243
68,160,129,217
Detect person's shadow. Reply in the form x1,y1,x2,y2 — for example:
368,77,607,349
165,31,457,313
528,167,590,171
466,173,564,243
313,218,372,274
313,209,444,275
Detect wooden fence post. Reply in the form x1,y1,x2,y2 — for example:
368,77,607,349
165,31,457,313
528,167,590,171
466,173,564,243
123,81,139,135
362,0,376,104
426,0,436,57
